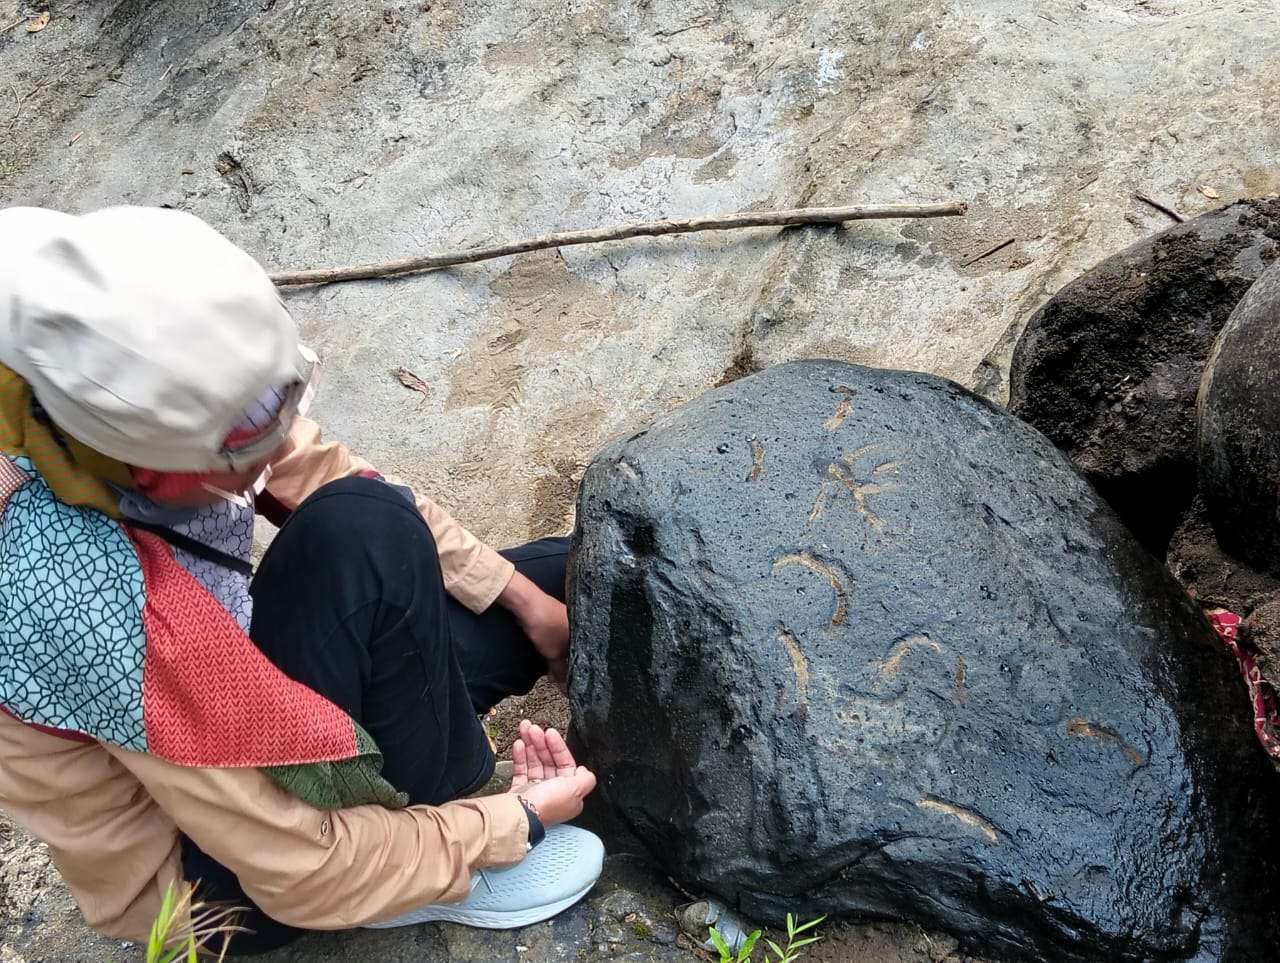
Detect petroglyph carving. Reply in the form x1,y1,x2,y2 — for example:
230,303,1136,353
824,385,857,430
917,797,999,843
807,443,899,529
879,633,944,676
773,552,847,626
1066,718,1147,767
749,437,765,481
778,626,810,699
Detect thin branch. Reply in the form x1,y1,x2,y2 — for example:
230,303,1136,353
7,67,70,131
962,236,1015,267
1134,192,1185,223
270,200,969,287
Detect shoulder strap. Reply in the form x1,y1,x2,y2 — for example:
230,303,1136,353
128,520,254,578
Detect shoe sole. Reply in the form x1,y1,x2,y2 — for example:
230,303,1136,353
364,879,596,930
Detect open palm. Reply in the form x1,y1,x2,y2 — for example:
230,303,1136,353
510,720,577,790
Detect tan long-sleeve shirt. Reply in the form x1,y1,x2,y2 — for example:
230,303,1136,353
0,418,526,941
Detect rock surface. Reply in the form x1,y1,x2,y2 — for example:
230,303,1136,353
1198,261,1280,575
1244,593,1280,698
569,360,1280,961
1008,201,1280,552
4,0,1280,560
1166,496,1280,613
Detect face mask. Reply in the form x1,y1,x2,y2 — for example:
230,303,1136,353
200,464,273,509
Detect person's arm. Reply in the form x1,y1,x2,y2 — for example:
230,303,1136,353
264,417,514,613
103,744,530,930
0,711,182,941
0,711,593,940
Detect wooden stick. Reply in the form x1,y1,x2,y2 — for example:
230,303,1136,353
1134,192,1185,223
7,67,70,132
962,236,1014,267
269,200,969,286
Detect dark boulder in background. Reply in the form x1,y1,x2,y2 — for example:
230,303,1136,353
568,360,1279,961
1009,200,1280,553
1165,496,1280,614
1198,260,1280,577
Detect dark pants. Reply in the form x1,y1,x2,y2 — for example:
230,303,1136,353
182,477,568,954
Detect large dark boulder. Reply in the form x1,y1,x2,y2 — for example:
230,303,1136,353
1009,200,1280,553
1198,260,1280,576
568,360,1279,962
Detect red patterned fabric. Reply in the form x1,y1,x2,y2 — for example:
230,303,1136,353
0,456,28,516
130,529,358,767
1208,608,1280,764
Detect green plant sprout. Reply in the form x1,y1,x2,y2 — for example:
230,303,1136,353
144,882,242,963
709,913,825,963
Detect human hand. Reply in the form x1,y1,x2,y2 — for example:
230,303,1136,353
498,572,570,683
510,720,577,791
515,767,597,827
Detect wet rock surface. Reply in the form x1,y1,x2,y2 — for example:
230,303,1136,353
569,360,1280,961
1198,260,1280,576
1008,200,1280,552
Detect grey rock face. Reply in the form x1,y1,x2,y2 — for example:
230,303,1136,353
1008,201,1280,552
569,360,1280,961
1198,260,1280,576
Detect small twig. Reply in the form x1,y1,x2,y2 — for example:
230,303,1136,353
962,236,1015,267
2,16,24,32
271,200,969,286
1134,191,1185,223
68,130,83,146
7,67,69,131
159,63,173,82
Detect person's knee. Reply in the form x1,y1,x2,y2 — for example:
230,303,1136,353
503,537,570,601
270,476,438,566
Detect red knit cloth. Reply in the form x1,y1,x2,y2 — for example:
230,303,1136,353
1208,609,1280,764
130,529,358,767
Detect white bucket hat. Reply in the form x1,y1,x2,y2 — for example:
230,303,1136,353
0,206,314,472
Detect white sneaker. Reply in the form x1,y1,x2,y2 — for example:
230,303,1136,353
364,824,605,930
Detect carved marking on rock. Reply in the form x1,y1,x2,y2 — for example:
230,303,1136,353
917,797,998,843
807,482,829,524
879,634,944,676
749,438,765,481
773,552,847,626
778,626,810,698
824,385,857,430
1066,718,1147,767
807,444,899,530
